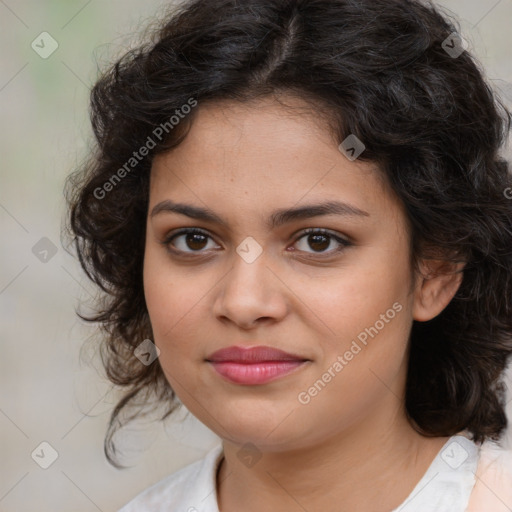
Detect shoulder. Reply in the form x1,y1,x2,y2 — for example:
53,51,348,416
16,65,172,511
117,443,224,512
466,437,512,512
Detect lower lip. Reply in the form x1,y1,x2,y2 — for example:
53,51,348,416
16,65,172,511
208,361,308,385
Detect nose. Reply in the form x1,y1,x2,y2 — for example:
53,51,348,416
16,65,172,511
212,248,288,330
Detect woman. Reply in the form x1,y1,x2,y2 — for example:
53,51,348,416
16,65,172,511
64,0,512,510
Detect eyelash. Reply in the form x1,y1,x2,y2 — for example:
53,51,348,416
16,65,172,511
161,227,352,258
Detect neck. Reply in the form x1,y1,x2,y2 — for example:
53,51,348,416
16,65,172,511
216,403,450,512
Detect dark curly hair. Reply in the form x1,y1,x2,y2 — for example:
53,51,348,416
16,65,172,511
63,0,512,467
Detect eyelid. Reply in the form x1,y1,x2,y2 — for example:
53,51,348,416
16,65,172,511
296,227,351,244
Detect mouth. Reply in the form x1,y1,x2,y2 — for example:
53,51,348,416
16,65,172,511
205,345,311,385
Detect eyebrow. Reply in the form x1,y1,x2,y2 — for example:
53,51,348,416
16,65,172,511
150,199,369,230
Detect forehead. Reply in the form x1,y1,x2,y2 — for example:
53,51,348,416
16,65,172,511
149,96,400,223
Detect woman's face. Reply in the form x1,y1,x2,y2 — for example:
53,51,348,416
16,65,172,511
143,95,418,451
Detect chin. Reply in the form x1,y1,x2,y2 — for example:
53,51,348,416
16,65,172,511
209,413,309,450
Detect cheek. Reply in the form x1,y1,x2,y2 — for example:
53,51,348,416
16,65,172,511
289,245,414,408
291,277,412,440
143,262,203,395
143,246,184,341
144,238,192,316
143,245,216,368
292,253,412,346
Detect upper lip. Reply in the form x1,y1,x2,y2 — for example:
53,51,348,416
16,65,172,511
206,345,309,363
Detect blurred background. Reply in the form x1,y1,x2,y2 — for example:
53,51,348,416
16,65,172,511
1,1,511,510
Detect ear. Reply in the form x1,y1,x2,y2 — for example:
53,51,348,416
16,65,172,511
412,258,465,322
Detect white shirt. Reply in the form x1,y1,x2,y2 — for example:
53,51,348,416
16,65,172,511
118,435,479,512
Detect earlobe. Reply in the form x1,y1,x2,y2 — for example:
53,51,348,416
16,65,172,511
412,260,465,322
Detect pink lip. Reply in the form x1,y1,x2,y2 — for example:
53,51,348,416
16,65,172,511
206,345,310,385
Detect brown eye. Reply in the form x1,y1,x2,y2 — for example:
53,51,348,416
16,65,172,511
163,228,219,253
183,232,208,251
306,233,330,252
294,229,351,255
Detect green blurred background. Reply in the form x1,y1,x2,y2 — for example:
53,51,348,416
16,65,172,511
1,1,511,510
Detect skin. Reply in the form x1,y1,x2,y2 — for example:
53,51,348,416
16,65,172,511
143,94,464,512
